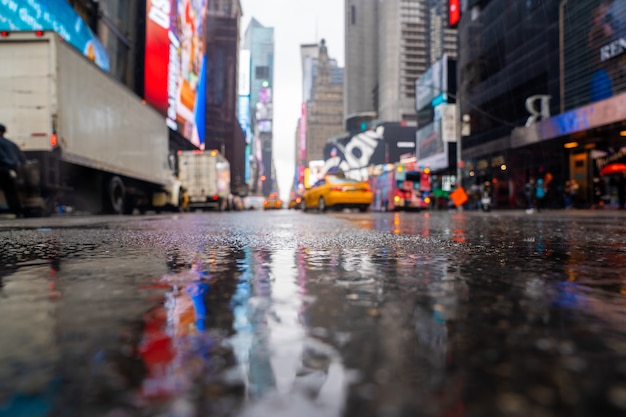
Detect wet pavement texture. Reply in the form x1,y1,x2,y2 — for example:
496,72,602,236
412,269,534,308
0,210,626,417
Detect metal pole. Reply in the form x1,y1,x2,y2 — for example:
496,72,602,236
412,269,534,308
456,104,462,188
559,0,568,114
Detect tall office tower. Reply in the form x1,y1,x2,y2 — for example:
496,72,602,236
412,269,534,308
205,0,245,194
243,18,275,196
344,0,379,119
379,0,428,123
295,44,320,185
345,0,457,124
305,40,345,166
426,0,457,62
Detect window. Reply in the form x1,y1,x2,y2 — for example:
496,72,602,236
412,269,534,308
255,66,270,79
351,5,356,25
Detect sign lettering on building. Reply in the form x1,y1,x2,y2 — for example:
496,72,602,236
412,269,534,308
524,95,551,127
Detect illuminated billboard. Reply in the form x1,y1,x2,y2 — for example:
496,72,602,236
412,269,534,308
563,0,626,110
145,0,207,147
0,0,109,71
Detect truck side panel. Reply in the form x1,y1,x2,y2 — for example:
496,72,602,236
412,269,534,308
54,35,169,186
0,39,52,150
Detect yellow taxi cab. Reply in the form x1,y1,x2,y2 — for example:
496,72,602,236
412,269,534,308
288,196,302,209
263,193,282,210
302,175,373,212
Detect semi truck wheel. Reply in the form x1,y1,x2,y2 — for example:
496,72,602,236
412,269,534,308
107,176,126,215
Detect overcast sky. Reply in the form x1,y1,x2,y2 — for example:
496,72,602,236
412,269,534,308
239,0,344,200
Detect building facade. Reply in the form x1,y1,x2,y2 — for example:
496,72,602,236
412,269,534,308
344,0,379,118
305,40,345,166
293,44,320,189
458,0,626,210
243,18,275,196
344,0,457,124
205,0,246,195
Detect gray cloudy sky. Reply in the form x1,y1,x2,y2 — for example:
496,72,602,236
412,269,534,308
239,0,344,199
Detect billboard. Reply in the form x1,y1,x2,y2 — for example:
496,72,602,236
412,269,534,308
0,0,109,71
563,0,626,110
415,54,448,112
145,0,207,147
323,124,417,180
239,49,251,96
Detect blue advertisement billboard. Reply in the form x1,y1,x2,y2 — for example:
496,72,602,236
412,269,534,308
0,0,110,71
564,0,626,110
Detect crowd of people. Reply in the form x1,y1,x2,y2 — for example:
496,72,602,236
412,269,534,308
462,171,626,212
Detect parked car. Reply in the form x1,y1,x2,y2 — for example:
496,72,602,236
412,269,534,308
302,175,373,212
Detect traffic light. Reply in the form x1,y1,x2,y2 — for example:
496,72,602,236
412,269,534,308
449,0,460,28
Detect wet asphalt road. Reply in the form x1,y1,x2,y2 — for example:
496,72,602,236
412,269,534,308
0,209,626,417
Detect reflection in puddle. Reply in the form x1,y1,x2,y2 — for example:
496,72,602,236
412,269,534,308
4,213,626,416
231,248,348,417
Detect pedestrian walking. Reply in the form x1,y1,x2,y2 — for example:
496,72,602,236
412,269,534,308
535,178,546,212
524,177,536,213
0,124,27,217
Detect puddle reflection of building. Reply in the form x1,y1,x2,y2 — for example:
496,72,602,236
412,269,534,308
232,246,348,417
0,251,62,417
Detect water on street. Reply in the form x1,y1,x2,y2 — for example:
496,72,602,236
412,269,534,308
0,209,626,417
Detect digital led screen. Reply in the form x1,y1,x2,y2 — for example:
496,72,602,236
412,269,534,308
145,0,207,147
564,0,626,110
0,0,110,71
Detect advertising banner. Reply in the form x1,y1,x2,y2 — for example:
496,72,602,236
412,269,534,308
300,103,307,162
238,49,251,96
0,0,109,71
415,55,448,112
323,124,417,180
563,0,626,110
145,0,207,147
417,121,444,161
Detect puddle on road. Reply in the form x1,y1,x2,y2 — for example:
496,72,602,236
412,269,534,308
1,213,626,416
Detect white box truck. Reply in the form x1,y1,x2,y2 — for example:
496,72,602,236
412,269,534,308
177,150,231,211
0,31,181,215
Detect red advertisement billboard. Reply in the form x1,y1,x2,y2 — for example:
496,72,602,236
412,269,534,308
145,0,207,147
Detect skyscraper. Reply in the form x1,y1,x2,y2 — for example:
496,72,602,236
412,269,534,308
243,18,274,196
344,0,379,118
304,40,344,166
344,0,457,123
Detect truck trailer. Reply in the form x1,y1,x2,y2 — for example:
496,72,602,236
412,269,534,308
0,31,181,215
176,150,231,211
